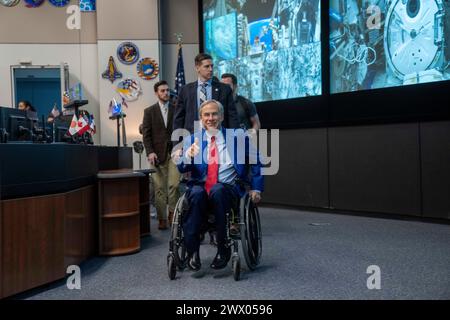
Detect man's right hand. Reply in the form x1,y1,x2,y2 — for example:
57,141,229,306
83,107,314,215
185,137,200,158
148,153,158,166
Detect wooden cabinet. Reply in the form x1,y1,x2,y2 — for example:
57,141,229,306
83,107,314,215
0,186,95,299
97,170,144,255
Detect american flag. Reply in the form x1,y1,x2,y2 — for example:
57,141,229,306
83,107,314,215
174,44,186,95
51,104,60,118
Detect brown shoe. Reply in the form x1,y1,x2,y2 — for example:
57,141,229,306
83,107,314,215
158,219,168,230
168,211,174,226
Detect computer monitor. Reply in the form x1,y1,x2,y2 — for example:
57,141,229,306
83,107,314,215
53,116,72,143
9,114,31,141
0,107,33,142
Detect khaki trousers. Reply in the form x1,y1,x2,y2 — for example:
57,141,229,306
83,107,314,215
152,154,180,220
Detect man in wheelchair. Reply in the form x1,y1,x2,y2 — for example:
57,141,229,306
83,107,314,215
176,99,264,271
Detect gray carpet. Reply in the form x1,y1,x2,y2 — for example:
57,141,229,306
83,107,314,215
16,207,450,300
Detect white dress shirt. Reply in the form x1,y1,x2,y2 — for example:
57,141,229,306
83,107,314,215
204,129,237,185
158,101,169,128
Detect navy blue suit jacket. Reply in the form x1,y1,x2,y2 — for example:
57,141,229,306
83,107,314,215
177,128,264,197
173,80,239,133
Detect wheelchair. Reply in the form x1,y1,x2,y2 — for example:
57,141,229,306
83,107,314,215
167,182,262,281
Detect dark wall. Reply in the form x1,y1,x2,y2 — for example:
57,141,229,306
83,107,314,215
263,121,450,220
328,123,421,216
420,122,450,219
262,128,329,209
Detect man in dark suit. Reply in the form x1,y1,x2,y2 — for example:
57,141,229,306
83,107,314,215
142,80,180,230
173,53,239,133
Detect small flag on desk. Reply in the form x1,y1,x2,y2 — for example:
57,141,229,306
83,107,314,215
174,44,186,96
51,104,60,118
90,115,96,135
77,114,90,135
68,113,78,136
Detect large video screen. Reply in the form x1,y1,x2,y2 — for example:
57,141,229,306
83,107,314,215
330,0,450,94
203,0,322,103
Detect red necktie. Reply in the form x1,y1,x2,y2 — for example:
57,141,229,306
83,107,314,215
205,135,219,194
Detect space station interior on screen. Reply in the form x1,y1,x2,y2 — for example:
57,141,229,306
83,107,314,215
203,0,322,103
330,0,450,94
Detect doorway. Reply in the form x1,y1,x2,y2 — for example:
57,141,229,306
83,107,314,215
11,65,67,119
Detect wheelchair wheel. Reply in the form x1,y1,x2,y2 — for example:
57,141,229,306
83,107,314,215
167,254,176,280
170,194,188,270
232,255,241,281
240,194,262,271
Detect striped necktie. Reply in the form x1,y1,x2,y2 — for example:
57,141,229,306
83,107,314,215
199,82,207,106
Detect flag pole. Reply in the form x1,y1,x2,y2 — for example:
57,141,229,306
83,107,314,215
113,98,121,146
174,32,186,100
174,33,183,48
121,111,127,147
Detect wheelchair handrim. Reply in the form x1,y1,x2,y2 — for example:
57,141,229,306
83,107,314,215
240,194,262,270
170,195,188,268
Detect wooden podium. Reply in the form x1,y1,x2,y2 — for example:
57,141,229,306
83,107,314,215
97,169,145,255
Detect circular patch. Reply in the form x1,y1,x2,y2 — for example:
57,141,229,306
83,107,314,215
117,42,140,65
0,0,20,7
79,0,96,11
137,58,159,80
48,0,70,7
24,0,45,7
116,78,142,102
